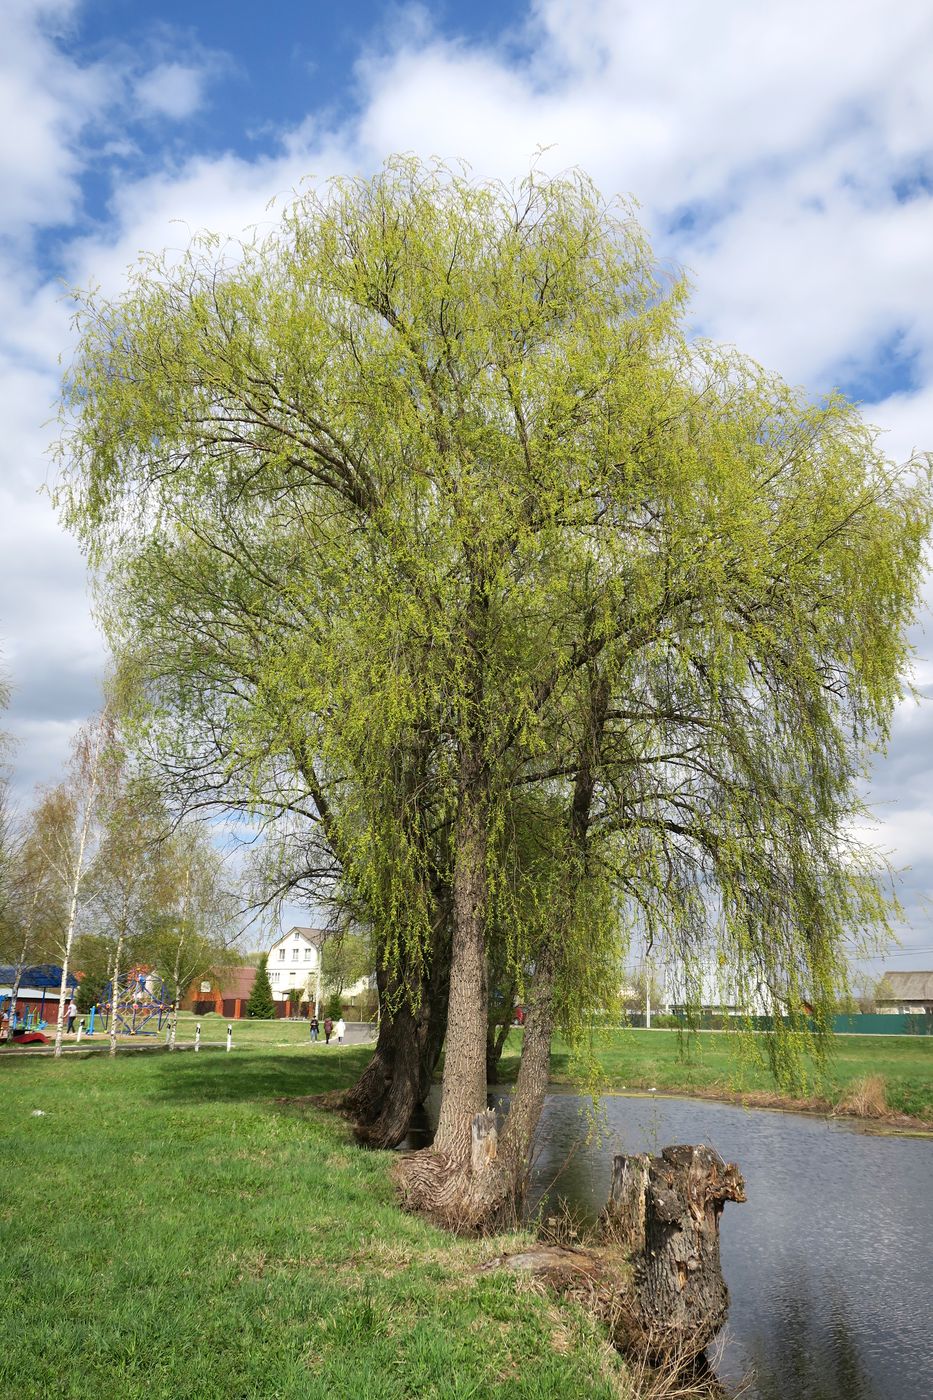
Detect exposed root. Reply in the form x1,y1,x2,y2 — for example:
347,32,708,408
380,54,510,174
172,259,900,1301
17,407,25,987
392,1148,517,1233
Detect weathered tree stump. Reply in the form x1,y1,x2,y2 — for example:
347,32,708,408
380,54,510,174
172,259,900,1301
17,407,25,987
602,1151,651,1251
603,1145,745,1356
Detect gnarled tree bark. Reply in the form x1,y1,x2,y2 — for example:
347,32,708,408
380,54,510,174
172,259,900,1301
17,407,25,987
394,719,516,1228
336,923,450,1149
494,668,610,1204
603,1144,746,1356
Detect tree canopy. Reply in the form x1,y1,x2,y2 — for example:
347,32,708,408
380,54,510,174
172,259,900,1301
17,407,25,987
57,157,932,1211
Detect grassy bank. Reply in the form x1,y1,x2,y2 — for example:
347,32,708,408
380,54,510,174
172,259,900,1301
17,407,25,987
499,1026,933,1124
0,1044,640,1400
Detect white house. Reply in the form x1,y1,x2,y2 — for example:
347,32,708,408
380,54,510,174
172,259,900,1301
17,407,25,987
267,926,325,1004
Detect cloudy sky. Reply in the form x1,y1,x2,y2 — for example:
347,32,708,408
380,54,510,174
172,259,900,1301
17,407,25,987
2,0,932,969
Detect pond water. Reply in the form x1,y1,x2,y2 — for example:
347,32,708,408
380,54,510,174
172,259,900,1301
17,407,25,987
406,1091,933,1400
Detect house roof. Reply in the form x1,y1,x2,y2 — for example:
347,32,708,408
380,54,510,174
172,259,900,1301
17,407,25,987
188,966,257,999
272,925,327,950
879,971,933,1001
217,966,257,998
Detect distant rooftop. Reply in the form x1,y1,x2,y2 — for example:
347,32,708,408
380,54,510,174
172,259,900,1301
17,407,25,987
879,971,933,1001
273,925,328,949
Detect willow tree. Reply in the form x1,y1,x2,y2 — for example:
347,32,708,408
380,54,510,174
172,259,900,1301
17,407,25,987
57,159,930,1220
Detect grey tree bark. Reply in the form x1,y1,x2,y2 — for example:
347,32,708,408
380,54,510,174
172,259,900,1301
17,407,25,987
603,1144,746,1356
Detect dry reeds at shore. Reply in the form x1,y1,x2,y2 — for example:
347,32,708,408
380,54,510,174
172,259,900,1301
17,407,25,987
837,1073,890,1119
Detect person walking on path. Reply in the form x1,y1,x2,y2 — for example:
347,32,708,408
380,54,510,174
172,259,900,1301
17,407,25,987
309,1015,319,1042
323,1016,333,1045
335,1016,346,1044
66,998,79,1034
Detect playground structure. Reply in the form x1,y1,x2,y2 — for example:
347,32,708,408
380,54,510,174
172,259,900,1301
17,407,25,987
0,963,79,1035
100,967,171,1037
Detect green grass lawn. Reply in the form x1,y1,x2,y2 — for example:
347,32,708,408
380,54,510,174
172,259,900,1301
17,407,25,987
498,1026,933,1122
172,1017,933,1122
172,1012,361,1047
0,1044,633,1400
4,1023,926,1398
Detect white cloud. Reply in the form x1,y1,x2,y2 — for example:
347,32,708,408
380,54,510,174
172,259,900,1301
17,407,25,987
865,382,933,468
853,807,933,868
135,62,208,121
0,317,106,805
0,0,116,236
350,1,933,392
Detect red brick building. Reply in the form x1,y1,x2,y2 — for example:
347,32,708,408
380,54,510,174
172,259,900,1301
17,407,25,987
183,965,258,1019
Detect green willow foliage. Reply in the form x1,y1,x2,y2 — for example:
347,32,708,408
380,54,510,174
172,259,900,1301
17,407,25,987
57,157,931,1087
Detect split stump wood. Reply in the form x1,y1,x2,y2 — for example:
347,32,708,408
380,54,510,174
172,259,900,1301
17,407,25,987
603,1144,746,1355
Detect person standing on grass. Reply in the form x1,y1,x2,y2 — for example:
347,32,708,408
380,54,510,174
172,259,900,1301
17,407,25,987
323,1016,333,1045
309,1014,319,1042
66,997,78,1034
336,1016,346,1045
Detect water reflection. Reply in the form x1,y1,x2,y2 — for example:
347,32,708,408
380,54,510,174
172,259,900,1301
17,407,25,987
403,1089,933,1400
746,1279,879,1400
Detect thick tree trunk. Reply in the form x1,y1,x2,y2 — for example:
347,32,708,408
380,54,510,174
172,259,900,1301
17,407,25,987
498,951,555,1197
394,748,510,1227
431,771,489,1162
491,670,610,1206
337,922,451,1149
417,941,451,1105
603,1145,746,1356
348,1002,431,1147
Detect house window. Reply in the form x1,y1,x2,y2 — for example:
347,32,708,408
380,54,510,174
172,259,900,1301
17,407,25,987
270,972,278,984
304,948,312,960
292,948,300,961
278,948,286,961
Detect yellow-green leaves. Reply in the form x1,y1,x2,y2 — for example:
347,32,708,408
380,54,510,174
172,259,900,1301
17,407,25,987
55,156,932,1052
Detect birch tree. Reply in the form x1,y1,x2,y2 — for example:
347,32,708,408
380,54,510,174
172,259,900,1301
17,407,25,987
90,767,168,1055
0,795,66,1040
57,159,931,1220
149,822,241,1050
38,709,116,1056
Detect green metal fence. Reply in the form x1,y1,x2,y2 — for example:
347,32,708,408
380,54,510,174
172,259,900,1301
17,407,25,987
829,1013,932,1036
627,1011,933,1034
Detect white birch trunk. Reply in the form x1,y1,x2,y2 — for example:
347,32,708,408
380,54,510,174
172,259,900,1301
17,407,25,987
169,954,183,1051
169,866,190,1052
109,933,124,1058
53,716,107,1059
